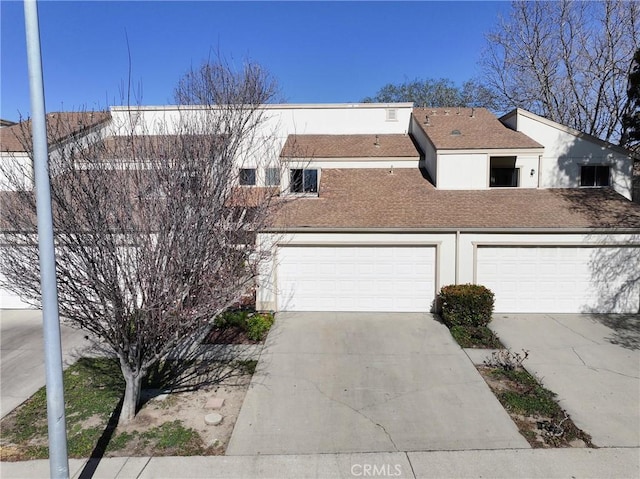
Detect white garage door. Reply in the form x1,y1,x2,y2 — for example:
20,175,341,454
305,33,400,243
477,246,640,313
277,245,436,312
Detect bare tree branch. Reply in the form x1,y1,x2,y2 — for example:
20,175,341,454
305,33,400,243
482,0,639,145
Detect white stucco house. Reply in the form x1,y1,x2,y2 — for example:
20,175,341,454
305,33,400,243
2,103,639,313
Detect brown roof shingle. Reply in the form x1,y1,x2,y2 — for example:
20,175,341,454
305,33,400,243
272,168,640,229
280,134,420,158
413,107,543,150
0,111,111,152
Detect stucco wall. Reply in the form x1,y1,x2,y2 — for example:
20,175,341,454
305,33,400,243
437,153,488,189
512,113,633,199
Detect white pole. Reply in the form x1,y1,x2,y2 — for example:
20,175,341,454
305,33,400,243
23,1,69,477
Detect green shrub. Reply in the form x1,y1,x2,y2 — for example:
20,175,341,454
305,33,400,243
439,284,495,328
214,310,249,329
246,312,274,341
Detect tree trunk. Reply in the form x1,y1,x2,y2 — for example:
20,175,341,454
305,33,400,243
119,368,143,426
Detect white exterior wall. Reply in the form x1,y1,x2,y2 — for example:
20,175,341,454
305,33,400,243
109,103,413,138
0,153,32,191
509,112,633,199
437,153,487,189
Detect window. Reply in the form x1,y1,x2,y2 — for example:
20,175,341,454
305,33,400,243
265,167,280,186
386,108,398,121
580,165,610,187
290,168,318,194
489,156,519,187
239,168,256,186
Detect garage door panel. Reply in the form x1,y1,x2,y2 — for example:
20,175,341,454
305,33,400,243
477,246,640,313
277,246,435,312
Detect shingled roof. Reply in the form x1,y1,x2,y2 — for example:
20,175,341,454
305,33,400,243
271,168,640,230
413,107,543,150
0,111,111,152
280,134,420,158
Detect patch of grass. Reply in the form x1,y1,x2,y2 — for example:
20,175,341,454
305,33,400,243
1,358,124,460
492,368,560,416
142,420,204,455
236,359,258,375
450,325,503,348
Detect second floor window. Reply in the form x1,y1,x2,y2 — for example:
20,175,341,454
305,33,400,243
239,168,256,186
290,168,318,193
265,167,280,186
489,156,519,187
580,165,610,187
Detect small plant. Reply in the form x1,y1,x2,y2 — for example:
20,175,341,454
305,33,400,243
484,349,529,371
246,312,274,341
236,359,258,375
439,284,495,328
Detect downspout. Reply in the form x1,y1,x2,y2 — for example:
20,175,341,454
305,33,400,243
537,155,542,187
455,230,460,285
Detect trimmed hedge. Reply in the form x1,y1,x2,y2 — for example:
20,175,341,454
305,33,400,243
439,284,495,328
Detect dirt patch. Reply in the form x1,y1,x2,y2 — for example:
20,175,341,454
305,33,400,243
114,377,250,456
477,365,595,448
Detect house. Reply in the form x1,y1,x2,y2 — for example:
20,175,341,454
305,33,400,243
1,103,639,313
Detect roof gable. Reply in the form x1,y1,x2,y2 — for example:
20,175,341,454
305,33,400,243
413,107,543,151
501,108,634,158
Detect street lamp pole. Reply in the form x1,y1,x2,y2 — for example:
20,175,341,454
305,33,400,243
23,1,70,477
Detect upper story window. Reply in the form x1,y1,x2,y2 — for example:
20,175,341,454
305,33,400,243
265,167,280,187
580,165,610,187
239,168,256,186
290,168,318,194
489,156,519,187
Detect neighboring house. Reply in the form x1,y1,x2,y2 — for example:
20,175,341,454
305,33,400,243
1,104,639,313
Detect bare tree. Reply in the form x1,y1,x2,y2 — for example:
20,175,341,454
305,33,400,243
482,0,639,145
0,59,283,424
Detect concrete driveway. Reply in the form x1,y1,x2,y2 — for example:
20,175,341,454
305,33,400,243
227,312,528,455
0,309,91,418
491,313,640,448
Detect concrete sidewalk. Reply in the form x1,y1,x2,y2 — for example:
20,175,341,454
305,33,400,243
1,448,638,478
1,309,91,418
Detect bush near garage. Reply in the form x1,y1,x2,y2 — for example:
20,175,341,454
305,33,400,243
439,284,495,328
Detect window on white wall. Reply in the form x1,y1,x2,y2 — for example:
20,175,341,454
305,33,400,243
239,168,256,186
265,167,280,186
386,109,398,121
290,168,318,194
580,165,610,187
490,157,519,187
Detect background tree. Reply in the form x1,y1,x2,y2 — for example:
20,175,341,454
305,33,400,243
482,0,639,145
362,78,499,110
0,58,282,424
622,48,640,151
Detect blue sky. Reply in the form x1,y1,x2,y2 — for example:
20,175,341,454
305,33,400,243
1,1,509,122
